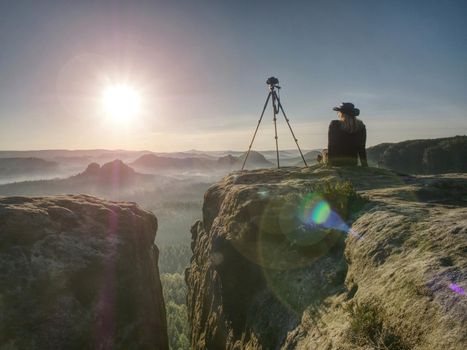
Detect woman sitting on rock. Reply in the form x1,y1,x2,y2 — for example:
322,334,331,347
327,102,368,167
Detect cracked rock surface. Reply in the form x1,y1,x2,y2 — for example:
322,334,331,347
0,194,168,350
186,166,466,350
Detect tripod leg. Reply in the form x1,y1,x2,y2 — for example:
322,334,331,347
272,93,280,168
242,92,271,170
275,93,308,167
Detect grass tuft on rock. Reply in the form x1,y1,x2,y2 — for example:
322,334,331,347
308,180,368,219
345,300,410,350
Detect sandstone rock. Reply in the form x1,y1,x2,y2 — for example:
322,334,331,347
0,194,168,349
77,159,137,185
186,166,467,349
366,135,467,174
82,162,101,176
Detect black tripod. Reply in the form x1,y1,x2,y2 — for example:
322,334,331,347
242,77,308,170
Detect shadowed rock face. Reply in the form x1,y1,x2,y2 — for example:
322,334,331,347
366,135,467,174
186,166,467,350
0,194,168,350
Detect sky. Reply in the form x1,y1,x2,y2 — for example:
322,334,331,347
0,0,466,151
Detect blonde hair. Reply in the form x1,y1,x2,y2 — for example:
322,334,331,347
339,112,358,133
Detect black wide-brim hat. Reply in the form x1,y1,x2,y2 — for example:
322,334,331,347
333,102,359,117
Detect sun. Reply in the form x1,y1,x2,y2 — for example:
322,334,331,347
101,84,141,122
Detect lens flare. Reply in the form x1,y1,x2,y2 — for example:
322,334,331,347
257,188,269,199
299,193,320,224
299,193,361,239
449,283,465,296
311,200,331,224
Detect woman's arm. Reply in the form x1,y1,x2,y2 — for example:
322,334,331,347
358,126,368,167
327,121,338,164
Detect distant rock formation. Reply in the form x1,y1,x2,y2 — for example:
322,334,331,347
78,159,137,183
82,162,101,176
367,135,467,174
186,166,467,349
131,154,213,171
238,150,274,168
299,150,321,165
0,195,168,349
0,157,58,176
131,151,274,172
0,159,173,197
272,149,321,167
216,154,238,167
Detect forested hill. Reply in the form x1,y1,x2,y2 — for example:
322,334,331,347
367,135,467,174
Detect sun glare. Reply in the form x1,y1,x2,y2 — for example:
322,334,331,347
102,84,141,122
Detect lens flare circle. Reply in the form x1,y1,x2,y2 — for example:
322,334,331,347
311,200,331,224
298,193,361,239
299,193,332,226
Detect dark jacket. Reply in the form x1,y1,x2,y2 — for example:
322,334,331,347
328,119,367,166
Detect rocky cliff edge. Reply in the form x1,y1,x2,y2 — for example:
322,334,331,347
0,194,168,349
186,166,466,350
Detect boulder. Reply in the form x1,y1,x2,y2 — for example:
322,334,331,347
0,194,168,349
186,166,467,349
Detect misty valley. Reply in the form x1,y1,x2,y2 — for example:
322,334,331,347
0,148,315,349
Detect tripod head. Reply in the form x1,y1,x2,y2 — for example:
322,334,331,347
266,76,281,91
